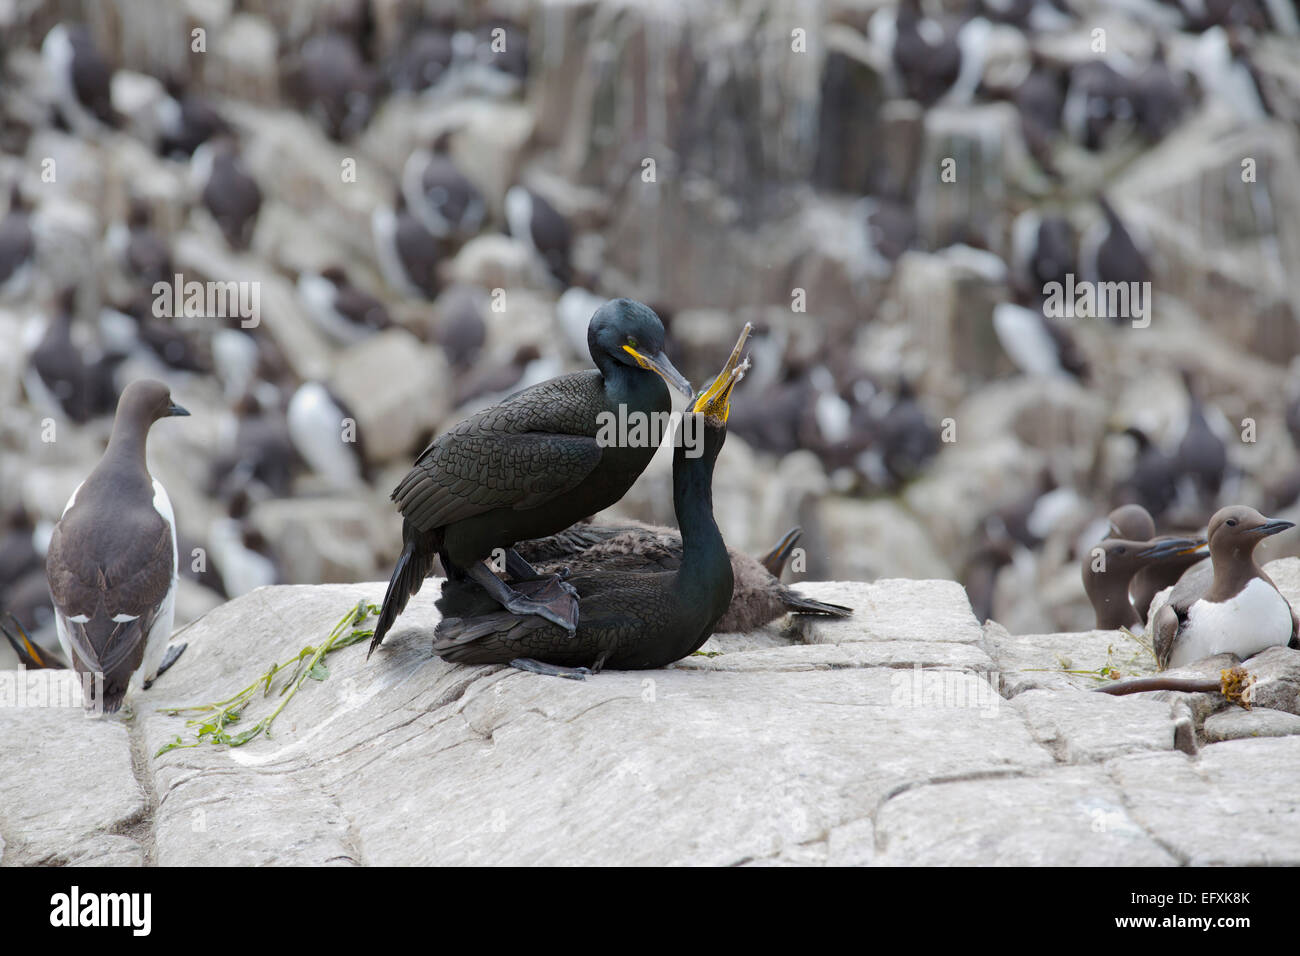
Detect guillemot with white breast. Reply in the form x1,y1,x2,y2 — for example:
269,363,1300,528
1150,506,1298,670
44,380,190,712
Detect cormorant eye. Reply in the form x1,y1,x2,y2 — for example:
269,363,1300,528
627,336,639,349
1226,518,1238,527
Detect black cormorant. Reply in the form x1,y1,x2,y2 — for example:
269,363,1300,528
369,299,693,654
430,327,751,678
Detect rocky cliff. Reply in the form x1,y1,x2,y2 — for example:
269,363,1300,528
4,560,1300,866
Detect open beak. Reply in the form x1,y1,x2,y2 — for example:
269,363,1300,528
692,323,753,422
1251,519,1296,537
167,403,190,417
1137,536,1206,560
623,346,694,400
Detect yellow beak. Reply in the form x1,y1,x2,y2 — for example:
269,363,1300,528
692,323,753,422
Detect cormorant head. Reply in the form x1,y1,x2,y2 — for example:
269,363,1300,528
588,298,692,398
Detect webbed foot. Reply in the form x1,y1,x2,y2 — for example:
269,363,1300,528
510,658,592,680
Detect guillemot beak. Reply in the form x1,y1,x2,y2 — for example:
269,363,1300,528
1137,536,1205,560
167,402,190,417
623,346,694,400
1251,519,1296,537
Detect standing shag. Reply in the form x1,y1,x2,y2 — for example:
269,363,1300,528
514,523,851,633
368,299,693,655
431,328,751,678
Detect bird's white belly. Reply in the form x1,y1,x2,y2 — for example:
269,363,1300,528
1171,578,1294,667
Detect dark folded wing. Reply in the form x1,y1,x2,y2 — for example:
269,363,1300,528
394,430,604,530
47,517,173,676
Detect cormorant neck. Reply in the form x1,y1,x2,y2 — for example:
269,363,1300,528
593,347,637,394
672,430,727,579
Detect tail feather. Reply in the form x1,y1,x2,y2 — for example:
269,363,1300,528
368,523,439,658
759,527,802,579
780,592,852,617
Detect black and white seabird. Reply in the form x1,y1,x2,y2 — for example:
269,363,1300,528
1083,535,1199,631
389,28,456,93
100,294,212,375
401,143,486,241
885,0,962,107
1104,504,1205,620
1151,506,1298,669
431,283,488,369
192,139,263,251
286,381,370,488
1171,370,1229,515
106,198,172,288
23,288,123,424
158,85,229,159
1118,425,1179,520
504,185,573,285
372,197,444,299
1136,42,1185,142
992,302,1088,380
41,24,115,134
1082,197,1152,308
45,380,190,712
0,185,34,301
1063,61,1138,151
297,266,393,345
283,32,379,141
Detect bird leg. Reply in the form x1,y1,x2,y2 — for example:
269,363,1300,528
504,548,572,584
510,658,591,680
467,561,579,632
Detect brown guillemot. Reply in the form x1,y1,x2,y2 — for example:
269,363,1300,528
45,380,190,712
1151,506,1298,670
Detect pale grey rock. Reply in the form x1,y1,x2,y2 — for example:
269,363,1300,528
675,640,995,674
981,621,1155,697
815,497,954,583
1108,738,1300,864
0,705,147,866
136,583,1046,866
871,767,1177,866
64,834,146,867
824,816,876,866
327,328,452,467
1240,645,1300,716
445,235,549,291
1013,688,1188,762
796,579,982,645
1264,557,1300,607
206,13,279,104
247,496,393,585
1204,707,1300,742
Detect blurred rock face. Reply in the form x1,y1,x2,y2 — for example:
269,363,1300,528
1,0,1299,651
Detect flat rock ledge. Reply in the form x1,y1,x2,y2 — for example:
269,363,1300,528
3,568,1300,866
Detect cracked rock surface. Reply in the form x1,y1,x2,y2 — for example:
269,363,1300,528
2,570,1299,865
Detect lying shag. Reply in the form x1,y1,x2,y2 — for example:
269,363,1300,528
514,523,851,633
431,328,751,678
369,299,693,655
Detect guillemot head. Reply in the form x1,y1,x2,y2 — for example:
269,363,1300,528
116,379,190,426
1207,506,1295,558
